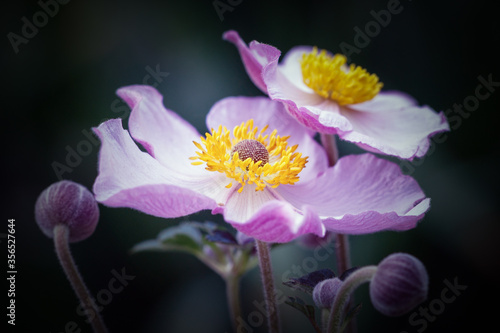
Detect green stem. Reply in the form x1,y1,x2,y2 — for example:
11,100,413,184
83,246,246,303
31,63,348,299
255,240,281,333
335,234,355,333
327,266,378,333
320,133,339,166
53,224,108,333
334,234,351,279
226,275,242,332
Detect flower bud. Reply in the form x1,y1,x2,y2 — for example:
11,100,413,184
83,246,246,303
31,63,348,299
35,180,99,243
313,277,343,309
370,253,428,317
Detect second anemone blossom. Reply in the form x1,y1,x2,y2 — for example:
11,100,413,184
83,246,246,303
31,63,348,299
223,30,450,160
93,85,430,243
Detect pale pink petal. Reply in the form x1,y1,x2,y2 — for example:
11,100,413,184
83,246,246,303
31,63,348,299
215,185,278,222
262,47,353,134
340,92,450,159
321,204,429,234
205,96,308,135
281,103,351,135
117,85,202,174
93,119,217,217
223,30,281,93
276,154,429,234
277,46,316,94
206,96,328,181
347,91,417,112
190,172,240,206
213,186,325,243
117,85,240,202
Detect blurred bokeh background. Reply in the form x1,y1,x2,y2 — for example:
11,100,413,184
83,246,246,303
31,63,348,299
3,0,499,332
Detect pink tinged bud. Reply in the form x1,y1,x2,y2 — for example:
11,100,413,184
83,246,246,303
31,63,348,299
313,278,343,309
370,253,429,317
35,180,99,243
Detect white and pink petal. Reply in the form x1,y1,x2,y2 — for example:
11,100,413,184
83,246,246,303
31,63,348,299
262,52,353,135
93,119,218,218
117,85,202,174
223,30,281,94
340,93,450,159
214,187,325,243
276,153,429,234
276,46,316,94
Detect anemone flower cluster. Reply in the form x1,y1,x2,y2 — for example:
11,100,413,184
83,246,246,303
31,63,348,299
93,85,432,243
88,30,449,333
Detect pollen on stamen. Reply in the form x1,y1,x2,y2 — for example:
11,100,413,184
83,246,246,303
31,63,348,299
190,119,308,193
300,47,383,105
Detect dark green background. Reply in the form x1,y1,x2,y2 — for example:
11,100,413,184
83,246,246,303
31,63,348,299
3,0,499,332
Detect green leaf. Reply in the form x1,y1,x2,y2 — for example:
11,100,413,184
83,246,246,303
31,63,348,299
283,268,336,294
131,223,203,254
130,239,164,253
158,223,203,251
285,296,316,320
205,229,238,245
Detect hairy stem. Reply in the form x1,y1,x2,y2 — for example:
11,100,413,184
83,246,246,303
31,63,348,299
226,275,242,332
256,240,280,333
53,224,108,333
320,133,356,333
334,234,351,279
319,134,352,274
327,266,378,333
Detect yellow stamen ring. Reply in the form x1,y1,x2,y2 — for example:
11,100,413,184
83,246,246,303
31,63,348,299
300,47,383,105
190,120,308,193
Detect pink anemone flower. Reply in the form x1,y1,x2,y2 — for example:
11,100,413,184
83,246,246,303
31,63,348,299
223,30,450,160
93,85,430,243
